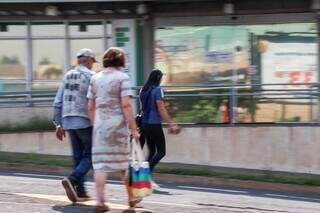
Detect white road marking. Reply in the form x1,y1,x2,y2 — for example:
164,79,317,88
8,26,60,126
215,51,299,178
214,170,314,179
13,173,64,179
178,185,248,194
264,193,320,202
142,200,203,208
12,173,125,185
4,191,204,210
0,201,55,206
10,192,152,211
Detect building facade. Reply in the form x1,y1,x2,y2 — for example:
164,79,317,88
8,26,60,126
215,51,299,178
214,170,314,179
0,0,319,124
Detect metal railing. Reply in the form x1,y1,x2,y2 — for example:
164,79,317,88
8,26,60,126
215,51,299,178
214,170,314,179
0,89,57,107
0,83,319,124
160,83,320,124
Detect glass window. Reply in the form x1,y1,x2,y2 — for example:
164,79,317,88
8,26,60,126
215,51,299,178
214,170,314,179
0,40,26,80
31,22,65,37
70,39,104,72
238,23,317,123
0,22,26,37
69,22,103,37
155,23,317,124
155,26,240,86
33,40,64,81
165,96,223,124
252,24,316,88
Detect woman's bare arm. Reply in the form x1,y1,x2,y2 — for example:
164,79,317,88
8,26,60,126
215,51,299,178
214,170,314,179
121,96,140,140
88,99,96,125
156,100,174,125
157,100,181,134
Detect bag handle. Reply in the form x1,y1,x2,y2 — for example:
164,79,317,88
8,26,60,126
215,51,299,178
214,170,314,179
131,138,145,164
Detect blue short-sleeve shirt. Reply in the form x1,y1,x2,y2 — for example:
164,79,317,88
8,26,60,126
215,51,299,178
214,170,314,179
140,86,164,124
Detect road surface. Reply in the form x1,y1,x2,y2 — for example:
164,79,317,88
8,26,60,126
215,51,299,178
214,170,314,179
0,171,320,212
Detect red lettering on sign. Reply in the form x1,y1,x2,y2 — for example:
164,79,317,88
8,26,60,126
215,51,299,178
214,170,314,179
304,72,313,84
289,71,300,84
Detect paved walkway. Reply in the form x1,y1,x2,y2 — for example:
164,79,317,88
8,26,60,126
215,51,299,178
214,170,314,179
1,171,320,212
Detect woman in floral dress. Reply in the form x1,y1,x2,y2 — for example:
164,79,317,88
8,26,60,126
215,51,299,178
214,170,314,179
87,47,140,212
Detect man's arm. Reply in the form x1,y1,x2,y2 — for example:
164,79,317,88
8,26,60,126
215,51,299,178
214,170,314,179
53,84,63,126
53,84,66,141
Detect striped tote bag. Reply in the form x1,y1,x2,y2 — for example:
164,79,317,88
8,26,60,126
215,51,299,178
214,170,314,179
129,139,153,198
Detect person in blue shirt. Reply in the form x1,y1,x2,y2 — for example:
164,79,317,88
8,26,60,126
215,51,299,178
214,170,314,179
53,48,96,203
139,69,181,189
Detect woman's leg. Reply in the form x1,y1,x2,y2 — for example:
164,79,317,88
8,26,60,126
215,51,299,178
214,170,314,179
119,170,133,201
94,171,108,206
148,125,166,172
143,125,157,165
120,170,142,207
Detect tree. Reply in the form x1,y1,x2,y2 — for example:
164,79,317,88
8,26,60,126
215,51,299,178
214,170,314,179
43,67,62,79
0,56,20,64
39,57,51,65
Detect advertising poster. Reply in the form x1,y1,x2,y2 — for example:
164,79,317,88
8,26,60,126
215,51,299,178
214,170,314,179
155,27,250,86
261,40,317,91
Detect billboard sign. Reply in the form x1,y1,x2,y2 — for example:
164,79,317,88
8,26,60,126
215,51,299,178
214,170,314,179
261,40,317,90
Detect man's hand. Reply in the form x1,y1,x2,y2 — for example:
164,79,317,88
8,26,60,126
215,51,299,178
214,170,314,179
55,126,66,141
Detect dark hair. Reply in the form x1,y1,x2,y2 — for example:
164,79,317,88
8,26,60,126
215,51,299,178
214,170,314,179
102,47,125,68
142,69,163,92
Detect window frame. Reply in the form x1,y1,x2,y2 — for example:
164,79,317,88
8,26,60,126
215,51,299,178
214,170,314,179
0,19,111,92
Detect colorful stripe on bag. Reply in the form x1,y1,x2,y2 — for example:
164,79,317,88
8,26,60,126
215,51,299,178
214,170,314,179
130,167,150,174
131,181,152,189
131,173,151,182
130,168,151,180
132,188,153,197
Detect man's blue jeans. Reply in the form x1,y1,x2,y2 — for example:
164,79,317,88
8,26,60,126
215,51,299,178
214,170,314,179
67,127,92,194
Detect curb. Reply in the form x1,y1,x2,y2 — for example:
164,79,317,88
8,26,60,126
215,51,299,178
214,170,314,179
1,162,320,197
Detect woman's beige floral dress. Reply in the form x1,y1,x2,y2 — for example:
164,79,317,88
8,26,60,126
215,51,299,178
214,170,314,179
87,67,132,172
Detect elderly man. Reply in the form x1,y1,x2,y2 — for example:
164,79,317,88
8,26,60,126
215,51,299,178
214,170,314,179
53,48,96,203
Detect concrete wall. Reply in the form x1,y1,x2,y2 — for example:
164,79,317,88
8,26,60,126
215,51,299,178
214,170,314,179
0,131,70,156
0,107,52,126
0,126,320,175
164,126,320,175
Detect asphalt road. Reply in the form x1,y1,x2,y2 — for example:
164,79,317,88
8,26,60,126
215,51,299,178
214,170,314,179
0,171,320,213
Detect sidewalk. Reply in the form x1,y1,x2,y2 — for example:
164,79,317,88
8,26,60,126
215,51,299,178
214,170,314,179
1,162,320,197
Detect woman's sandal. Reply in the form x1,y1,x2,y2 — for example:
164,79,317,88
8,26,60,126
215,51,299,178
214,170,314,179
129,198,143,208
94,204,109,212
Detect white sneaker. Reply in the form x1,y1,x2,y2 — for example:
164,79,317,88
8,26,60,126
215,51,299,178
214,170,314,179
151,180,160,190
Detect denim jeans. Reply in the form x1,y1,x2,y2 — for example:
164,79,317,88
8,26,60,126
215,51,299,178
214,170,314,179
67,127,92,194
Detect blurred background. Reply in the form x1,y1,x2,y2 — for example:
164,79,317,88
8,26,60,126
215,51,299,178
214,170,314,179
0,0,319,125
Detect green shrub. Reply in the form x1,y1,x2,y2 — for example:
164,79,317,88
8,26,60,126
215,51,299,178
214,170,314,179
0,117,55,133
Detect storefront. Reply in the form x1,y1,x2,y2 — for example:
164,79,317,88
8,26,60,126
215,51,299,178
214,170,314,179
0,0,319,124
